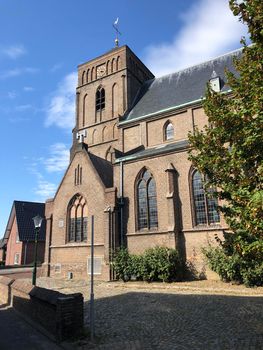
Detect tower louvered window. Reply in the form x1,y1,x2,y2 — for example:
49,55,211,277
137,170,158,230
96,87,105,111
68,194,88,242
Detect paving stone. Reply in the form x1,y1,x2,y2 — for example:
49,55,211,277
36,278,263,350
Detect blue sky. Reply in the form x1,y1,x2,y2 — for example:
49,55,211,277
0,0,247,237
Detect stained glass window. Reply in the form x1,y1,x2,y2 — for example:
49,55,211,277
68,194,88,242
137,170,158,230
192,171,220,225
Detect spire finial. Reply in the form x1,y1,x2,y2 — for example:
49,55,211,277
113,17,121,47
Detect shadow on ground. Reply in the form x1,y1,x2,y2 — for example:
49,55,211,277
81,292,263,350
0,307,61,350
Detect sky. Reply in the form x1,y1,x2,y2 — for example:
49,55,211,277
0,0,248,237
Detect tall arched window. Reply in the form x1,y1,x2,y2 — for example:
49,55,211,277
68,194,88,242
164,121,174,141
96,87,105,111
192,170,220,225
136,169,158,230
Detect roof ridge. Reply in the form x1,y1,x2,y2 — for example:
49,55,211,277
14,200,45,205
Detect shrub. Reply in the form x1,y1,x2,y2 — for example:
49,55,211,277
112,248,133,281
113,246,184,282
241,263,263,287
203,246,263,287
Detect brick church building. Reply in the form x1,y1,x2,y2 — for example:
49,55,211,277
43,44,240,280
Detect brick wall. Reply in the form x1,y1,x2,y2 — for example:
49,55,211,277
9,279,83,341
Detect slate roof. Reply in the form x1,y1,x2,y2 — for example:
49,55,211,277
88,152,113,188
3,201,46,242
0,238,6,249
116,140,189,163
121,48,242,124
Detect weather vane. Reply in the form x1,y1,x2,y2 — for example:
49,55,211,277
113,17,121,47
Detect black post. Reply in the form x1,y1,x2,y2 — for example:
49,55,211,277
32,227,39,286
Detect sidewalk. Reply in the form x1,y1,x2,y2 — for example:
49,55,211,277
0,306,62,350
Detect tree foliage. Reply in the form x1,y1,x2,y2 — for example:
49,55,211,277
188,0,263,286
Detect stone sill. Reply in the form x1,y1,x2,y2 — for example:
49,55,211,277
50,243,104,248
126,231,169,237
182,226,227,233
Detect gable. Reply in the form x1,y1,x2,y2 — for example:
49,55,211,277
53,145,113,203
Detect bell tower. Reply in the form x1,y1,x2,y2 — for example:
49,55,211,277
71,45,154,161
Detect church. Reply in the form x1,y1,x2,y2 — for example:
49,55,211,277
42,44,240,280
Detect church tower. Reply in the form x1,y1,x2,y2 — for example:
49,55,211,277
71,45,154,161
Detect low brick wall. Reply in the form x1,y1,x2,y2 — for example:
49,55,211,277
0,276,14,305
0,279,83,341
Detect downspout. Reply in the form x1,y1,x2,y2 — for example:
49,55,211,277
24,240,29,265
119,160,124,246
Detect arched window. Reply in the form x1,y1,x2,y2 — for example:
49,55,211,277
86,69,90,83
192,170,220,225
68,194,88,242
116,56,121,71
91,67,94,81
164,122,174,140
136,169,158,230
83,94,87,127
82,71,86,85
96,87,105,111
111,58,115,73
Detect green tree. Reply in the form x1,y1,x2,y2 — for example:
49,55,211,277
188,0,263,286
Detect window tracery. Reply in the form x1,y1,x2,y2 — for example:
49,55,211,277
136,169,158,230
192,170,220,225
68,194,88,242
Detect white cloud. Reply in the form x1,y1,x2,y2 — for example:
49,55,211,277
34,179,57,198
9,116,30,123
28,167,57,199
15,104,34,112
7,91,17,99
45,72,77,130
27,143,69,199
23,86,34,92
2,45,27,59
0,67,38,79
50,63,63,72
44,143,69,173
144,0,248,77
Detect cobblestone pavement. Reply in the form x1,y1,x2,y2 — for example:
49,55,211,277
36,279,263,350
